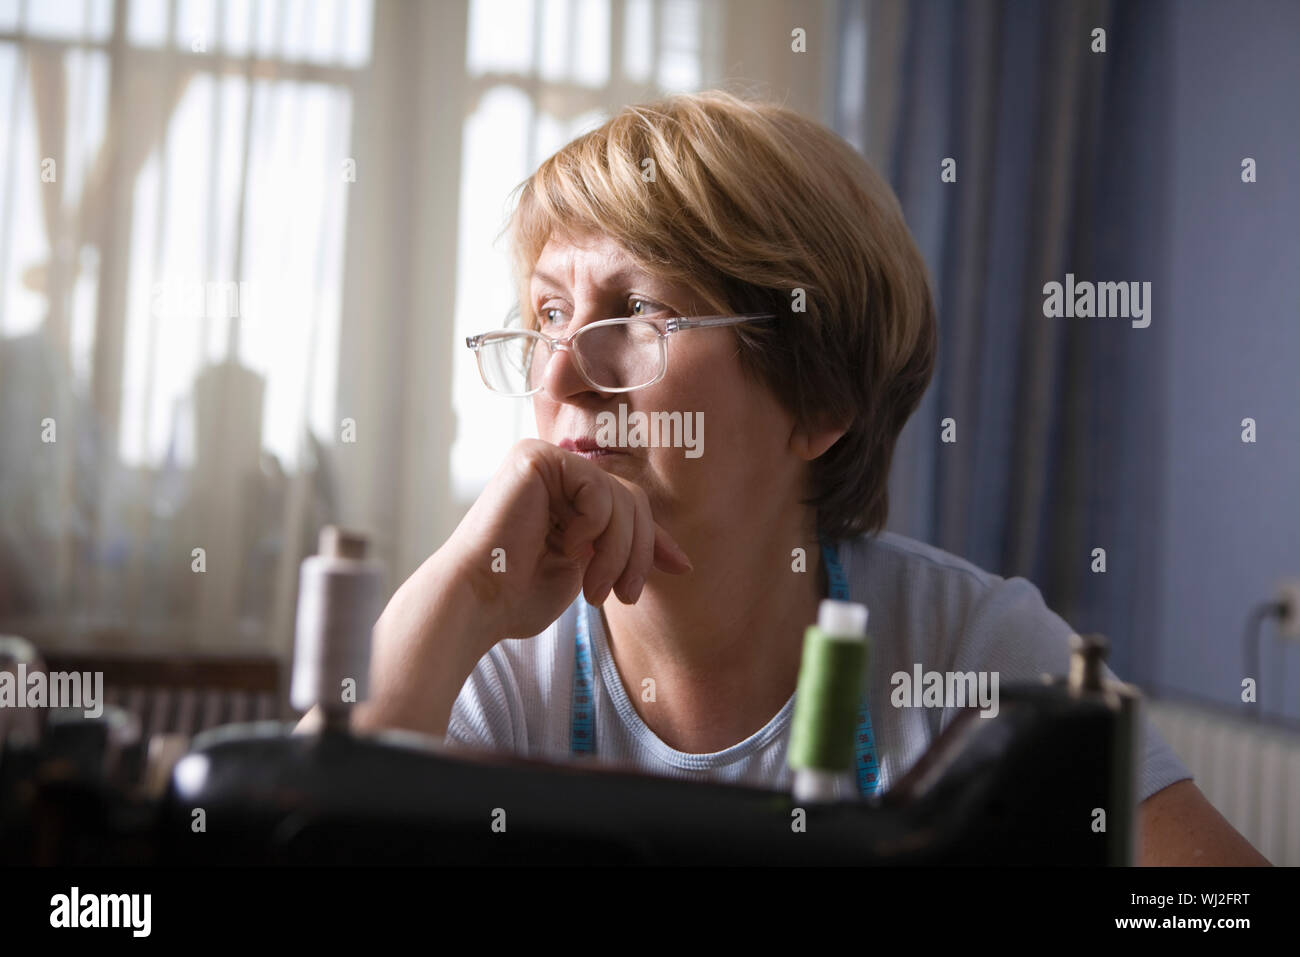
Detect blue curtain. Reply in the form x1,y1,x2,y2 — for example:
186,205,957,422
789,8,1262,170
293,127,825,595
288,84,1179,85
834,0,1175,682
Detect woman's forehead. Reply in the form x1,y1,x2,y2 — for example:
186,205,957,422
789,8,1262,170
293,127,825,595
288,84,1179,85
530,233,644,286
528,231,714,312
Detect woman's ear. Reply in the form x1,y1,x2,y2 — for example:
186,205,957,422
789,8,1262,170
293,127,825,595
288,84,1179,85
789,416,849,462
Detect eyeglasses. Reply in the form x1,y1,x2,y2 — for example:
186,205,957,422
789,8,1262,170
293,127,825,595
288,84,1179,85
464,309,776,397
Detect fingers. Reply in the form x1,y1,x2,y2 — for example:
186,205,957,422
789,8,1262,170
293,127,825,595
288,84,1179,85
652,525,693,575
535,443,693,601
612,485,655,603
553,457,612,562
583,484,635,606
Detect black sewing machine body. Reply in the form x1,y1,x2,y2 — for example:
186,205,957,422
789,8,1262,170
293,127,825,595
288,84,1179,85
0,669,1140,865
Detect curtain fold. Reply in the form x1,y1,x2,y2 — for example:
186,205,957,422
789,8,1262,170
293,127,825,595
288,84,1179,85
835,0,1175,681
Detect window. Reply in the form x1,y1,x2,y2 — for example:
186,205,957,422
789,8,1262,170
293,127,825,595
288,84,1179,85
0,0,373,650
450,0,718,503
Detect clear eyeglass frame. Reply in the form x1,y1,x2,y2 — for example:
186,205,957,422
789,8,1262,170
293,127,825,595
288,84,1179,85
464,308,777,397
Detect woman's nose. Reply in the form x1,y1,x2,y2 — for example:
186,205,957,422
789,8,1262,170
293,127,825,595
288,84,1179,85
539,339,605,402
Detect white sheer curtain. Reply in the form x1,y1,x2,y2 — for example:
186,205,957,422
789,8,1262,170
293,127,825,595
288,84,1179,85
0,0,371,655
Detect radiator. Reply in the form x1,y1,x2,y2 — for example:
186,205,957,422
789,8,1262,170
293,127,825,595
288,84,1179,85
104,685,281,740
1146,698,1300,866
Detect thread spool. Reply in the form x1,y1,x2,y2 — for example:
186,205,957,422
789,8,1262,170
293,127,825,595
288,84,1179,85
290,527,383,726
1068,633,1108,694
789,599,870,802
0,636,47,750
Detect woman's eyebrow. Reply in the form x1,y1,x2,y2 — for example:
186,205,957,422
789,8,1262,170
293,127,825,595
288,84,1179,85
529,265,646,290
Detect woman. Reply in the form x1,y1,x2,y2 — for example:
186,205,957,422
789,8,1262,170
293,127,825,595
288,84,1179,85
310,91,1266,865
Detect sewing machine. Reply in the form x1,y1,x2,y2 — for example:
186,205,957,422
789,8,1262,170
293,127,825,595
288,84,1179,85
0,632,1139,865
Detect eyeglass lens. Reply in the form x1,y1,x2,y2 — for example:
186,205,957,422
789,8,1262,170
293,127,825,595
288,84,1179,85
480,320,663,393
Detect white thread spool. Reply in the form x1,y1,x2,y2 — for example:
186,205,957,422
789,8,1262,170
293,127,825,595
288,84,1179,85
291,527,383,725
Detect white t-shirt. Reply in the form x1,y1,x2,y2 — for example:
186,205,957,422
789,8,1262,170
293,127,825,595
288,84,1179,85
446,530,1193,802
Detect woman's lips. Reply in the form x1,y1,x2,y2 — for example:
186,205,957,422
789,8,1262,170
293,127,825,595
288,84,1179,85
574,448,625,460
558,438,627,458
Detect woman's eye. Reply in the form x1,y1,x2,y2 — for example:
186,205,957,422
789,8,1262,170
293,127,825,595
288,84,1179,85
539,299,659,324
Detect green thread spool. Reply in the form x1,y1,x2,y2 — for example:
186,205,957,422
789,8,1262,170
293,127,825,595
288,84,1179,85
789,600,869,799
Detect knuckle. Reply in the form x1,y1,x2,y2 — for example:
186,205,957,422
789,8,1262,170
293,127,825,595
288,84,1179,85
509,440,545,474
515,437,550,465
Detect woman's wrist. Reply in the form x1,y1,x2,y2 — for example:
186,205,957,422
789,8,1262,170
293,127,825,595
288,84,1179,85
405,544,503,667
427,538,509,657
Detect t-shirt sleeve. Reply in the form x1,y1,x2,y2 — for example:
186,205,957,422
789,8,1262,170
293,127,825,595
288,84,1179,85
444,646,522,755
943,574,1193,803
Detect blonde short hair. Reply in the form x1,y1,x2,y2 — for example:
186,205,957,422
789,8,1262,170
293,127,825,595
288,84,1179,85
507,89,936,539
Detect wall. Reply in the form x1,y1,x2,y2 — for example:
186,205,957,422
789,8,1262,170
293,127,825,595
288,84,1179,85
1157,0,1300,719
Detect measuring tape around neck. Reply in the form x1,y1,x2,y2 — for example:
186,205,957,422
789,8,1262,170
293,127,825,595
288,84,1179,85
570,534,881,796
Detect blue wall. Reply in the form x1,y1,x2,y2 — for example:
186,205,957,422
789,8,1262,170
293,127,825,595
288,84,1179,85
1157,0,1300,720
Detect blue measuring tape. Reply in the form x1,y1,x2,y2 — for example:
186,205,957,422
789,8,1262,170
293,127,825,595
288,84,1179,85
569,534,882,796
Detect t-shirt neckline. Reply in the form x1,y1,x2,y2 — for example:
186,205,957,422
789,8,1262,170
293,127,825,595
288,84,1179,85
583,539,852,771
586,606,797,770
